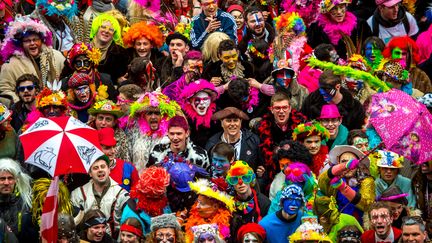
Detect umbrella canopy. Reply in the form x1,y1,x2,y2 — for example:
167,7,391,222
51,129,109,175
20,116,104,176
369,89,432,164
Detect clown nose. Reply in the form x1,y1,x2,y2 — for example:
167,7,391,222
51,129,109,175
238,177,243,185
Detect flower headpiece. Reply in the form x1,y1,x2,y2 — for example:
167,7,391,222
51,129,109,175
174,22,193,41
319,0,351,13
36,0,78,20
66,42,102,69
289,221,332,243
247,40,269,59
36,87,68,109
293,121,330,142
274,12,306,36
0,15,53,62
371,150,404,168
88,99,123,118
90,13,123,46
129,91,180,119
189,179,235,212
123,21,164,48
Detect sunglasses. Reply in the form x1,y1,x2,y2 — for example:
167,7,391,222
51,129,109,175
146,110,161,116
226,173,255,186
17,85,35,92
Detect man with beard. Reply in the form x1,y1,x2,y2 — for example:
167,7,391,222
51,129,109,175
148,115,210,171
367,0,418,43
190,0,237,49
259,184,304,243
71,155,132,239
126,91,181,173
163,50,204,104
10,74,39,132
0,15,64,106
238,7,275,57
361,202,402,243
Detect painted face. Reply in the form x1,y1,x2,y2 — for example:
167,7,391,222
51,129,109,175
329,4,347,23
392,47,407,67
220,50,238,70
211,154,230,177
353,137,369,152
73,85,91,103
144,108,162,131
120,230,140,243
379,167,398,184
201,0,218,17
168,126,189,153
271,100,291,125
155,228,175,243
243,233,259,243
402,224,427,243
319,83,337,103
303,135,322,155
0,171,15,195
89,159,110,185
246,12,265,36
196,195,219,218
230,10,244,30
275,69,293,88
365,43,375,62
221,117,241,137
87,224,107,242
22,33,42,58
339,152,358,178
320,118,341,139
282,192,303,215
134,37,152,57
198,233,216,243
97,21,115,45
184,59,204,82
17,80,37,104
191,91,211,116
73,55,92,73
370,208,392,238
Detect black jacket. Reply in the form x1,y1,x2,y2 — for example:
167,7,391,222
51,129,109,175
97,43,129,84
10,102,31,132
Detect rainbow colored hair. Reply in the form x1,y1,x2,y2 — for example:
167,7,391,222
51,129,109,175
274,12,306,36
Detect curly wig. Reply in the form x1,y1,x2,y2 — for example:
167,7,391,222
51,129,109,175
123,21,164,48
274,12,306,36
382,36,420,65
273,140,313,167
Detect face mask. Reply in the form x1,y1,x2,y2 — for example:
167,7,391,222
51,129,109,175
191,91,211,116
329,50,339,63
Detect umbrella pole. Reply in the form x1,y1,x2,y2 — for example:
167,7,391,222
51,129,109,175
358,141,383,163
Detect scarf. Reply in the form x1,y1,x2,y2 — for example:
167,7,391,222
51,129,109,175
220,62,245,83
92,38,111,62
30,47,57,87
372,7,406,28
317,11,357,46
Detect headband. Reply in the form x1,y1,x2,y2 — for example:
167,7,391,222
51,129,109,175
120,224,143,237
84,217,107,228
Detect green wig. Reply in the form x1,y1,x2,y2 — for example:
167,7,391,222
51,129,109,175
90,13,123,46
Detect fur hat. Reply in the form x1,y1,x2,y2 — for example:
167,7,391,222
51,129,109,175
150,214,181,231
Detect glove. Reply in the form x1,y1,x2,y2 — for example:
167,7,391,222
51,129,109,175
346,159,360,170
330,177,345,190
330,177,356,201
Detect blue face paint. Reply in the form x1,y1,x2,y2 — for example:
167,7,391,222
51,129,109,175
282,193,303,215
211,154,230,177
275,69,293,88
365,43,373,62
319,88,334,103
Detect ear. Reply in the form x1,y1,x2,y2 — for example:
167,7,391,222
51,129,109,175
186,129,190,137
185,45,190,52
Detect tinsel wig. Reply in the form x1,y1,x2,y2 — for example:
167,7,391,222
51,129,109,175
0,15,53,62
31,178,73,225
36,0,78,20
66,42,102,69
292,121,330,142
319,0,351,13
123,21,164,48
90,13,123,46
382,36,420,65
274,12,306,36
0,159,32,209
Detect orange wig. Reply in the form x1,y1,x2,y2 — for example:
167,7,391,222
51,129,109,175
123,21,164,48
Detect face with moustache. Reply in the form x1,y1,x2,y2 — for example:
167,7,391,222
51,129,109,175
0,171,15,195
17,81,37,104
144,108,162,131
89,159,110,186
87,224,107,242
246,12,265,36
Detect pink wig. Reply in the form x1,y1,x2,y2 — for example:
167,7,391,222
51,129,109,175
284,162,312,183
185,50,203,60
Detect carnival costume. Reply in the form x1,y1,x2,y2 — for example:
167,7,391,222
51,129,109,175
289,219,332,243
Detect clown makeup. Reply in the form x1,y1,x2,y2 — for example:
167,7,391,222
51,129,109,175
196,195,219,218
73,55,92,73
191,91,211,116
211,154,230,177
319,83,337,103
371,208,392,238
282,193,303,215
275,69,293,88
282,30,296,46
279,158,292,170
155,228,175,243
353,137,368,152
74,85,91,103
220,50,238,70
391,47,407,68
246,12,264,36
243,233,259,243
198,233,216,243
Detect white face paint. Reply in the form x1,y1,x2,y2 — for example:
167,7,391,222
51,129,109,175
243,233,258,243
191,91,211,116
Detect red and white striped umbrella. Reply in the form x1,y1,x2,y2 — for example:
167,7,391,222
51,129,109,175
20,116,104,176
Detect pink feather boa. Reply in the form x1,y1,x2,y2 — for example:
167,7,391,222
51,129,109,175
243,87,259,113
317,11,357,46
287,36,308,74
136,118,169,138
182,102,216,129
284,1,320,26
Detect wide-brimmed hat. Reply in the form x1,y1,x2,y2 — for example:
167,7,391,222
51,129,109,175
372,150,404,168
98,127,117,147
88,100,124,118
0,103,12,125
328,145,369,166
211,107,249,121
318,104,342,119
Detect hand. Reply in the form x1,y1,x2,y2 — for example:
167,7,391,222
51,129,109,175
248,78,262,89
330,176,345,190
205,17,221,33
173,50,184,67
346,159,360,170
210,77,222,86
256,166,265,178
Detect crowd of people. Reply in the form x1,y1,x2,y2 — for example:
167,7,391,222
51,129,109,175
0,0,432,241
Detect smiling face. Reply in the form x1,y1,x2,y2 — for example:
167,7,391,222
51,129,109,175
17,80,37,104
201,0,218,17
230,10,244,30
22,33,42,58
87,224,106,242
220,49,239,70
402,224,427,243
190,91,211,116
89,159,110,185
303,135,322,155
96,21,115,45
387,201,404,221
211,153,231,177
246,12,265,36
370,208,392,238
328,3,347,23
120,230,140,243
221,117,241,137
101,144,116,162
320,118,341,139
168,126,189,153
271,100,291,125
134,37,152,58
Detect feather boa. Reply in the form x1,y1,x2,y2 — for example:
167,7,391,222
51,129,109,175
311,145,328,176
182,102,216,129
136,117,169,138
184,202,232,243
284,3,319,26
243,87,259,113
133,0,160,12
288,36,308,74
317,11,357,46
